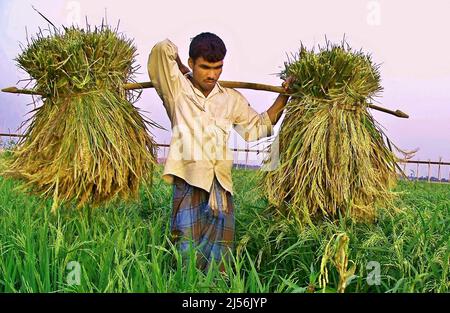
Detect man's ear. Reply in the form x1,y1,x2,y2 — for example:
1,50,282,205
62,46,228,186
188,57,194,70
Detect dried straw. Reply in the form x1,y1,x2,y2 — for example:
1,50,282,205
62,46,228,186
259,40,400,222
2,24,158,212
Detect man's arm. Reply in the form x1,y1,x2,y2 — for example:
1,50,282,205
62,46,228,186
266,94,290,125
233,91,274,142
147,39,186,120
266,76,295,125
233,76,295,142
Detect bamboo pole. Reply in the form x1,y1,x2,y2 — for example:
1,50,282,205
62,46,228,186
438,157,442,181
428,160,431,183
367,103,409,119
0,133,26,138
245,141,249,169
2,82,409,118
416,162,419,181
399,159,450,166
1,86,44,96
123,80,288,94
236,144,241,169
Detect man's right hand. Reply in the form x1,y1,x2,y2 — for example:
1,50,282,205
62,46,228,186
175,54,191,75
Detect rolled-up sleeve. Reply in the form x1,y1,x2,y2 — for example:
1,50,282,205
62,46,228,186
147,39,184,120
232,91,274,142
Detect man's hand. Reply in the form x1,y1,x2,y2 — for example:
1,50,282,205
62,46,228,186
281,75,296,94
178,63,191,75
175,54,191,75
267,76,296,125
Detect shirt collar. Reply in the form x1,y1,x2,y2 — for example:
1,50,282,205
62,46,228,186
185,72,224,99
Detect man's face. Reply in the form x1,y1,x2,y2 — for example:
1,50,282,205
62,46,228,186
188,56,223,95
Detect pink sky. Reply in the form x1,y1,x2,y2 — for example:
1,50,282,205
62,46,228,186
1,0,449,175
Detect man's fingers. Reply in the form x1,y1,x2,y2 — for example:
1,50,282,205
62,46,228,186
283,76,297,92
282,79,292,92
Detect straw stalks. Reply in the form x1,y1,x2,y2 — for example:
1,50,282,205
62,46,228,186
260,39,400,223
2,23,158,212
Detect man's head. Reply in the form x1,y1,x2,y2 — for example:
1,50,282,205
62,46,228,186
188,32,226,95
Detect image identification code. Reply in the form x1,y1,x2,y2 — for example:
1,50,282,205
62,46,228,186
182,296,267,310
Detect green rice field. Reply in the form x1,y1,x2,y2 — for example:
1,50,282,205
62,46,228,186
0,151,448,293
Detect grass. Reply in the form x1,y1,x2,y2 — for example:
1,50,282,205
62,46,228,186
0,151,448,293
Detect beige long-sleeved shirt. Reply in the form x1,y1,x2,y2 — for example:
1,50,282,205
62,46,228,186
147,39,273,195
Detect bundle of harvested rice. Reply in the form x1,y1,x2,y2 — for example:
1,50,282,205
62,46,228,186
259,40,400,222
2,24,158,212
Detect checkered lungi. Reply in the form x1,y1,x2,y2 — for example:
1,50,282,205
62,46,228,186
170,175,235,272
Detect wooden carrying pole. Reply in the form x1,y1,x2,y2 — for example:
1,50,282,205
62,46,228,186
2,82,409,118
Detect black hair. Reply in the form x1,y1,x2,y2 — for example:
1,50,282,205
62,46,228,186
189,32,227,63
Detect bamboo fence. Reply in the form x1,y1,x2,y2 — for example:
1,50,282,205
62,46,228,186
1,132,448,181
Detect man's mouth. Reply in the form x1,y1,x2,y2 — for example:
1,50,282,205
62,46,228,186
205,81,215,85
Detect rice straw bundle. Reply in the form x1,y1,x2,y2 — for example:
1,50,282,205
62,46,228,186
2,24,158,212
259,40,399,223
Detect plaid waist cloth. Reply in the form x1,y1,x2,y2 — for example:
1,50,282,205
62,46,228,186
170,175,235,272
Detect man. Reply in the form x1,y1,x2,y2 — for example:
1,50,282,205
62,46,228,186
148,32,292,272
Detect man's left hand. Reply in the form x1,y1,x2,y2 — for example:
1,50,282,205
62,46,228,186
282,76,296,94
